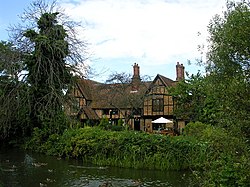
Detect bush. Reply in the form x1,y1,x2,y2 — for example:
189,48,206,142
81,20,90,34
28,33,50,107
184,122,250,187
25,126,206,170
99,116,109,129
117,118,124,126
195,153,250,187
184,121,208,138
185,122,248,157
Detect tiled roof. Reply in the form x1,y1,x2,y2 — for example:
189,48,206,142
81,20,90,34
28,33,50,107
76,79,101,100
157,74,176,87
76,79,150,109
144,74,177,95
75,74,176,110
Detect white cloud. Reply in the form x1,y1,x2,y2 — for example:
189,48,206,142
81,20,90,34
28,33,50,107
60,0,227,80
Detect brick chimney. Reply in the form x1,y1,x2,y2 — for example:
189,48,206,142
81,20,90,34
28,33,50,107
131,63,141,91
133,63,140,78
176,62,185,81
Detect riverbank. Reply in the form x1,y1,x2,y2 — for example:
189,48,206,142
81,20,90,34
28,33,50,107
25,126,212,171
23,122,250,186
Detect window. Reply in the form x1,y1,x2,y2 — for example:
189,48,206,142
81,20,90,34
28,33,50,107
152,98,163,112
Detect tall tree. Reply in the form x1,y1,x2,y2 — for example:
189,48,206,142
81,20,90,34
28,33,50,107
24,12,71,128
207,0,250,77
206,0,250,137
0,41,28,141
169,72,218,125
0,0,87,141
19,1,87,132
170,1,250,138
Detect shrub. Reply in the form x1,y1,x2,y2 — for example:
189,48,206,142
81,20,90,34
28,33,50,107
99,116,109,129
184,121,208,138
200,154,250,187
25,126,205,170
109,125,125,131
184,122,250,187
117,118,124,126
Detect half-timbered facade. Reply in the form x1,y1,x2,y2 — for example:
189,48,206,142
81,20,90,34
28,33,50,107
68,62,186,133
67,63,149,128
143,74,176,132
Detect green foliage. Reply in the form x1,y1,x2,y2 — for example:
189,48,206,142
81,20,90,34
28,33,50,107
185,122,247,156
0,0,87,142
170,1,250,140
184,122,208,138
98,117,125,131
0,41,22,81
24,11,72,129
109,125,125,131
203,154,250,187
25,126,208,171
25,121,250,186
99,116,110,129
169,73,218,124
206,0,250,138
184,122,250,187
39,111,70,135
0,1,84,142
207,0,250,76
0,41,30,142
117,118,123,126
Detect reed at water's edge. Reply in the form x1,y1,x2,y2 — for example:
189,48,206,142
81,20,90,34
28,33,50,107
22,125,228,171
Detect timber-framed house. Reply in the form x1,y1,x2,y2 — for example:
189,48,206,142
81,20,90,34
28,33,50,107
68,63,150,129
68,62,186,133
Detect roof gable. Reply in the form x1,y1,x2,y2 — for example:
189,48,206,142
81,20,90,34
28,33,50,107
157,74,175,87
145,74,175,94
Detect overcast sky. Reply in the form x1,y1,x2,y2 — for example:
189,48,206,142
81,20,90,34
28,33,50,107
0,0,229,82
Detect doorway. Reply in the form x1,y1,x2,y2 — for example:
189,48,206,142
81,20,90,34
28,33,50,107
134,118,140,131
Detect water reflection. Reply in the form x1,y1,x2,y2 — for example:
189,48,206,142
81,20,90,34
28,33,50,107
0,148,190,187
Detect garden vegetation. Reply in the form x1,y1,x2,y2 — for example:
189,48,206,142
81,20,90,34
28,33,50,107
24,121,250,187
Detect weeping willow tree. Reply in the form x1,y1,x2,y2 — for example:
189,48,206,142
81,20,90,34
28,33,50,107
0,0,88,141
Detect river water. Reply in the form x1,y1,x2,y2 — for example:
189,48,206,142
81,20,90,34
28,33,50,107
0,147,191,187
